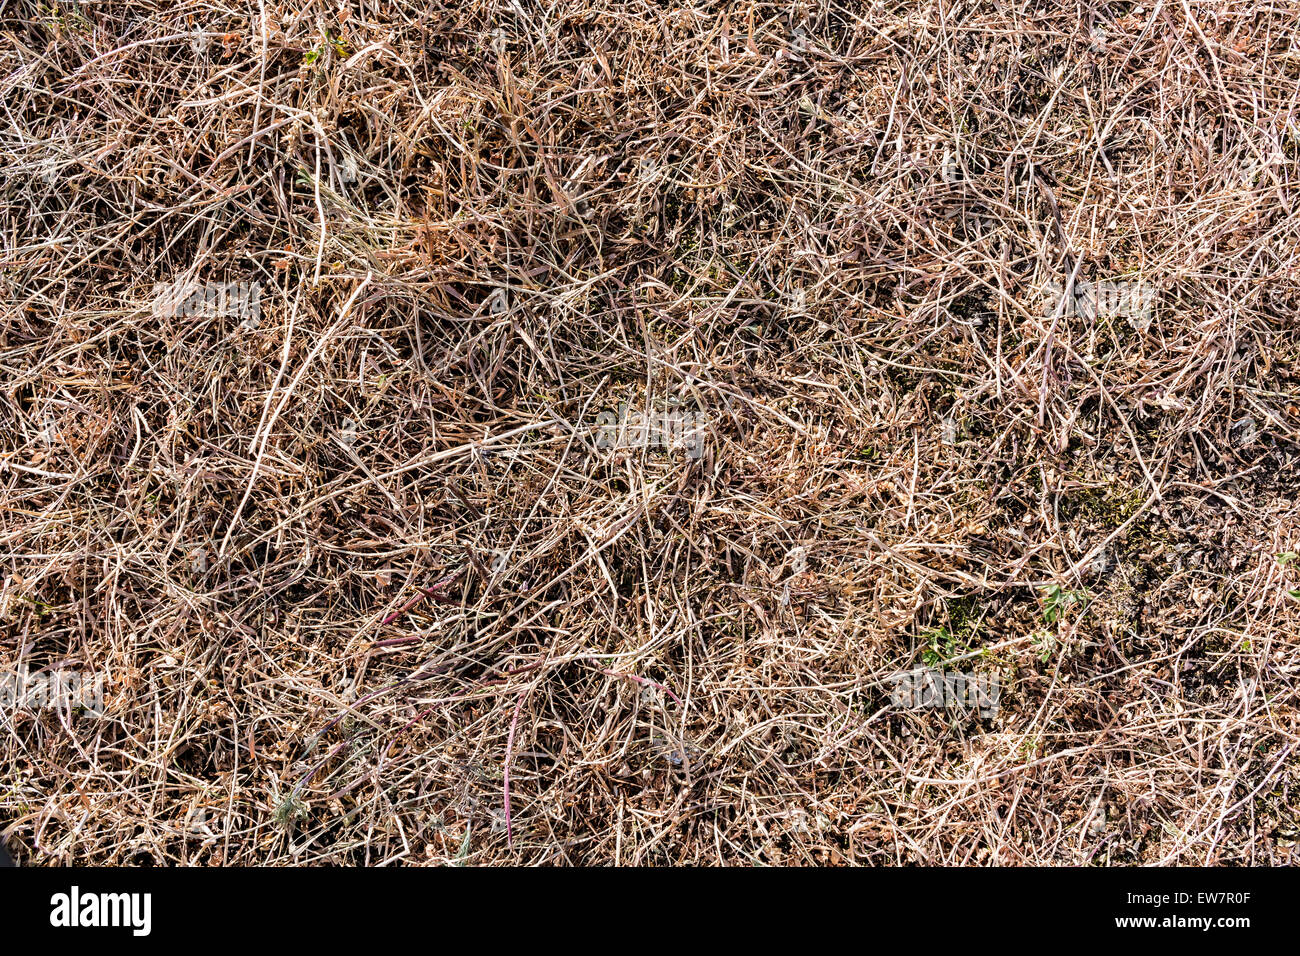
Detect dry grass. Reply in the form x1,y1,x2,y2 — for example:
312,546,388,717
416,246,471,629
1,0,1299,865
